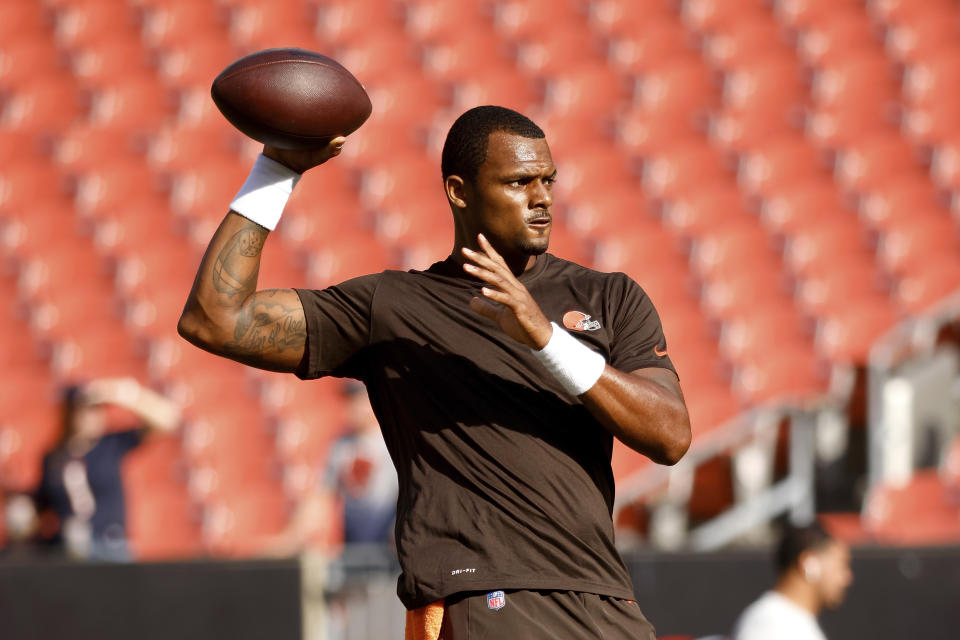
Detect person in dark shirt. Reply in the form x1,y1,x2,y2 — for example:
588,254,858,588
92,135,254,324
36,378,181,561
178,106,691,638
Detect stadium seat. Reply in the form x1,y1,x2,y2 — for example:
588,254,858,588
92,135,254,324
1,200,86,265
877,217,960,277
564,185,654,237
903,49,960,109
227,1,321,50
901,99,960,147
421,29,513,83
862,470,960,545
587,0,677,37
54,123,144,172
815,298,901,364
719,304,812,365
0,401,60,492
203,483,289,557
690,225,777,280
492,0,582,41
858,176,945,233
795,8,879,67
53,0,139,48
775,0,864,28
358,153,438,211
156,39,238,92
304,231,396,288
0,0,49,42
362,70,450,132
73,161,163,222
930,134,960,191
702,269,791,323
449,68,542,115
606,21,693,75
681,0,769,34
318,0,404,47
702,14,790,72
146,122,240,172
541,64,631,120
708,106,791,157
65,33,155,86
50,326,149,381
643,143,730,202
404,0,489,44
169,160,250,225
517,25,607,76
662,183,753,242
140,0,228,49
635,57,717,122
867,0,957,29
795,259,887,318
721,55,805,123
884,12,960,66
0,76,83,134
738,137,829,198
759,181,847,237
127,482,202,560
86,78,174,132
732,344,826,405
616,108,701,159
782,222,869,278
895,255,960,313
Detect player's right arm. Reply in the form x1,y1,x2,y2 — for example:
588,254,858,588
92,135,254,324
177,139,344,373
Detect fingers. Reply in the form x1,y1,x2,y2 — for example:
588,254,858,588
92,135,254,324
469,295,500,321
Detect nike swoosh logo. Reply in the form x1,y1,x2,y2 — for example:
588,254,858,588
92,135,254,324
654,345,668,357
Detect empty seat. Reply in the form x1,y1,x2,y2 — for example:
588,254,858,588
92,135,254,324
517,25,607,76
703,14,790,72
636,57,717,122
227,2,321,50
681,0,769,35
66,33,153,87
759,181,847,237
702,269,791,323
877,217,960,276
318,0,404,46
709,106,792,156
1,77,82,134
722,54,805,120
691,225,777,280
863,470,960,545
815,298,901,364
901,98,960,147
422,28,511,82
662,183,753,242
305,231,396,288
643,143,730,202
782,222,869,277
795,259,887,317
87,78,175,132
53,0,139,48
732,343,826,405
449,68,541,115
156,39,238,91
738,137,829,198
587,0,677,37
867,0,957,29
774,0,863,31
884,11,960,66
493,0,582,41
542,64,631,120
73,161,162,221
607,21,692,74
795,8,879,67
903,49,960,109
895,255,960,313
616,108,701,159
858,175,944,233
141,0,228,49
203,483,289,557
404,0,488,44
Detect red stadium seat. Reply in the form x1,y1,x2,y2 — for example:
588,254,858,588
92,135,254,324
0,0,49,42
564,185,653,238
721,55,805,121
795,8,879,67
719,304,812,364
930,134,960,191
517,25,607,76
708,106,792,157
141,0,228,49
587,0,677,37
703,14,790,72
1,200,86,265
867,0,957,29
169,160,250,224
782,222,869,278
759,180,847,237
53,124,144,173
156,39,238,92
0,401,60,492
146,122,240,172
542,64,632,120
815,298,901,364
404,0,488,44
53,0,139,48
662,183,753,242
552,147,636,204
732,344,826,405
903,49,960,109
227,2,321,50
50,326,149,381
774,0,863,31
0,76,83,134
421,30,513,83
877,217,960,277
73,161,163,222
363,70,450,132
795,260,888,318
449,68,542,115
690,225,777,280
635,57,717,122
863,471,960,545
318,0,404,47
644,143,730,202
738,137,829,198
616,109,701,159
492,0,582,41
607,21,693,74
681,0,769,34
901,98,960,147
884,12,960,66
358,154,438,210
304,231,396,288
858,176,944,233
86,78,175,132
702,269,792,323
895,255,960,313
127,482,202,560
203,483,289,557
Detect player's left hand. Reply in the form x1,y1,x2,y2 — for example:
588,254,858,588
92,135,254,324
462,234,553,350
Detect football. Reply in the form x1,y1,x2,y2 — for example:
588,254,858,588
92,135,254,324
211,48,372,150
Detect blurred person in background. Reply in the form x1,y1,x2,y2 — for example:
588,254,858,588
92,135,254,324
732,521,853,640
34,378,181,562
264,381,398,555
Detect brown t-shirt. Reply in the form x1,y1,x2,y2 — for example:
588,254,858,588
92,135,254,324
295,253,675,609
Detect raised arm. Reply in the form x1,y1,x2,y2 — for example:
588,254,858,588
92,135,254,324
177,139,345,372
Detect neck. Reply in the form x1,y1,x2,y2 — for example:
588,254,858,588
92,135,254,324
451,235,538,278
775,572,820,616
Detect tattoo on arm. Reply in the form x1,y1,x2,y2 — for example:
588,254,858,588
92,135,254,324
224,291,306,358
211,226,267,300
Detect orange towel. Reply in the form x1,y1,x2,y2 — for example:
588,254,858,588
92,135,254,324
405,599,445,640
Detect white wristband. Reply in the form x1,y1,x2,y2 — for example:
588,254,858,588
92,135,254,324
229,153,301,231
532,322,606,396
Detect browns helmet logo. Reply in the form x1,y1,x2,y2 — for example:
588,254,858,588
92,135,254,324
562,310,601,332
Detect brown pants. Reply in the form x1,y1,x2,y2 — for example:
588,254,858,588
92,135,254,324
439,590,657,640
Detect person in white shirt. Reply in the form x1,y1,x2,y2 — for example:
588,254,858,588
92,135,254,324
732,521,853,640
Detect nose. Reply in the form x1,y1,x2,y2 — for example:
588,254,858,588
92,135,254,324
529,178,552,209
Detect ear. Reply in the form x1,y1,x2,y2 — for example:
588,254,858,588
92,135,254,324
801,554,822,582
445,174,468,210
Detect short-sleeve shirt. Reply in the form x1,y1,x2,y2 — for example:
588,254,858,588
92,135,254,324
39,429,145,541
295,253,675,609
732,591,828,640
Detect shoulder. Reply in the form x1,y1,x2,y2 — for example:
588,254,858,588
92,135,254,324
542,254,639,290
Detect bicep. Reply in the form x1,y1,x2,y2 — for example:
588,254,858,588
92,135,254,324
221,288,307,372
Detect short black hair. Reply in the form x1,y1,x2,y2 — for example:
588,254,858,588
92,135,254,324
441,105,545,183
776,521,834,573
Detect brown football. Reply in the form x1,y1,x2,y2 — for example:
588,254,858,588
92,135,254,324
211,48,372,150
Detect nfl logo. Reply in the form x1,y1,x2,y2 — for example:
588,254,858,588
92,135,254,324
486,590,506,611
